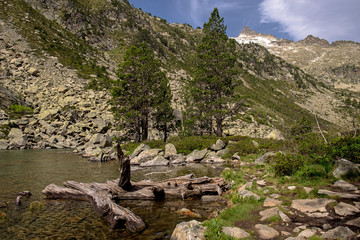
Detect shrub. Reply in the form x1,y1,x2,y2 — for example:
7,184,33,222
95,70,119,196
329,136,360,163
296,164,327,178
9,104,33,115
274,153,305,176
169,135,217,155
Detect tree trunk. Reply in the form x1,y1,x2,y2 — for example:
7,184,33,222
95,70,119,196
163,123,168,142
141,115,148,141
134,117,141,143
215,117,223,137
117,143,132,191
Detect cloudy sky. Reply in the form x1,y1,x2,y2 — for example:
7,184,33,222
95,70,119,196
130,0,360,43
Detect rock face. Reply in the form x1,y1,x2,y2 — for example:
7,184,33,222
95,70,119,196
170,220,205,240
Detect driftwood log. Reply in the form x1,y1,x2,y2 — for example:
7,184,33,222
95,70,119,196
42,174,229,231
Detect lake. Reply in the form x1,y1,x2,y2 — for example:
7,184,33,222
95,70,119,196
0,149,225,239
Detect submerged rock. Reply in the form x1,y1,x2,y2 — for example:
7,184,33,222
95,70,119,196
170,220,205,240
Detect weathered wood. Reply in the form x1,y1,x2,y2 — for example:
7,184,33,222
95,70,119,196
117,143,132,191
42,184,87,201
13,191,32,197
64,181,146,232
15,196,22,205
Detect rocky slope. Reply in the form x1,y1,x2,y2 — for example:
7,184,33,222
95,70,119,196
0,0,357,155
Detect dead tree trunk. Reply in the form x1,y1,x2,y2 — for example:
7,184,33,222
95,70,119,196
117,143,132,191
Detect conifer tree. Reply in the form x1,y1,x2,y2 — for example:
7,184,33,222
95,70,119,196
111,42,172,142
186,8,240,137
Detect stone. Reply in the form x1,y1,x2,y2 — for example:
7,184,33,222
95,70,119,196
263,197,282,207
140,156,169,167
291,198,336,213
202,157,226,164
321,226,355,240
256,179,266,186
130,144,150,158
334,202,360,216
176,208,201,218
37,108,59,120
279,211,291,223
171,154,186,164
210,139,225,151
346,217,360,227
216,148,229,157
323,224,332,230
232,152,241,160
164,143,177,159
317,189,360,198
8,128,23,138
303,187,313,194
260,207,279,221
222,227,250,239
333,158,360,178
131,149,163,165
333,180,358,191
285,237,306,240
298,229,317,238
201,196,226,203
238,182,253,192
238,190,260,200
170,220,205,240
288,186,297,190
99,133,112,148
255,152,276,164
0,139,9,150
186,149,208,162
27,67,39,76
255,224,279,239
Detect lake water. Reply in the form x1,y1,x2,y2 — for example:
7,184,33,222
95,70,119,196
0,149,225,239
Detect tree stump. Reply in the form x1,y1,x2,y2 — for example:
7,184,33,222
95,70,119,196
117,143,132,191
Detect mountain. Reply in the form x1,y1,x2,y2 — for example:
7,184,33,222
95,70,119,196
0,0,358,155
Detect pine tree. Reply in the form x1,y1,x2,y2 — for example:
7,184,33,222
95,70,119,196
186,8,240,137
111,42,172,142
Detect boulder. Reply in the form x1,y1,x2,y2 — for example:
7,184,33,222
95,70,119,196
171,154,186,165
37,108,59,120
333,158,360,178
255,224,279,239
0,139,9,150
238,190,260,201
260,207,279,221
232,152,241,160
130,144,150,158
99,134,112,148
176,208,201,218
346,217,360,227
298,229,317,238
8,128,23,138
222,226,250,239
203,157,226,164
279,211,291,223
333,180,357,191
131,149,162,165
263,197,282,207
140,156,169,167
255,152,276,164
210,139,225,151
27,67,39,76
170,220,205,240
216,148,229,157
164,143,177,159
321,226,355,239
334,202,360,216
291,198,336,213
186,149,208,162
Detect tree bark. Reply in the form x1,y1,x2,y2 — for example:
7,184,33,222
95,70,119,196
117,143,132,191
215,117,223,137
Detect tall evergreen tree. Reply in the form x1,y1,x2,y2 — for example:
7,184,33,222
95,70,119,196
111,42,172,142
186,8,240,136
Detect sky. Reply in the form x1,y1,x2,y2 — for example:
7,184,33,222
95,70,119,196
130,0,360,43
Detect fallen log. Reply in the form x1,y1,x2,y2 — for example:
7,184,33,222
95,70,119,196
42,184,87,201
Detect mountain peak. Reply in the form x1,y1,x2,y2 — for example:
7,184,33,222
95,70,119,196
297,35,330,47
240,26,258,35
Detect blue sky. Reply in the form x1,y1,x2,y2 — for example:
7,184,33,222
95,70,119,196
130,0,360,43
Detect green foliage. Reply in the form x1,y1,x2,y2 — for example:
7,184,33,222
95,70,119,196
328,136,360,163
168,135,217,155
9,104,33,114
296,164,327,179
274,153,305,176
0,211,8,223
111,43,172,142
291,117,312,138
185,8,240,137
221,169,245,188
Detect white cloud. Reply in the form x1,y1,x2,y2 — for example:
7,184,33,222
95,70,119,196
259,0,360,42
176,0,246,27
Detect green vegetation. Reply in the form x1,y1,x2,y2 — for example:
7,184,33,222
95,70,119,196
185,8,240,137
8,104,33,118
111,42,172,142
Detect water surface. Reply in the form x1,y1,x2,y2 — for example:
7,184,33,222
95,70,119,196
0,149,225,239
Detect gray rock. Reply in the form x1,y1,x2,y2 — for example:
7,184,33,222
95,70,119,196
99,133,112,148
0,109,9,120
9,136,28,149
27,67,39,76
186,149,208,162
333,180,358,191
164,143,177,159
140,156,169,167
211,139,225,151
222,226,250,239
291,198,336,213
346,217,360,227
216,148,229,157
238,190,260,200
333,158,360,178
298,229,317,238
255,152,276,164
201,196,226,203
130,144,150,158
279,210,291,223
317,189,360,198
131,149,162,165
255,224,279,239
260,207,279,221
8,128,23,138
232,152,241,160
202,157,226,164
0,139,9,150
238,182,253,192
321,226,355,239
171,154,186,165
334,202,360,216
170,220,205,240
